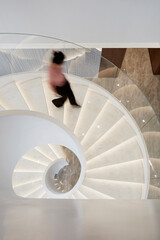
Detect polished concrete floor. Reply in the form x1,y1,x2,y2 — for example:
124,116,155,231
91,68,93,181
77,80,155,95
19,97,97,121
0,199,160,240
121,48,160,120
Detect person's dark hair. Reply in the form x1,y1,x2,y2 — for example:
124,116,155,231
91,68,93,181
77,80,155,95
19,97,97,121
52,51,65,64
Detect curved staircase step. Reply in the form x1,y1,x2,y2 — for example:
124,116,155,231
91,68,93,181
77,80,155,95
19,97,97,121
79,184,114,199
83,178,143,199
86,159,144,183
63,83,88,131
85,117,136,160
86,136,143,169
0,82,29,109
42,79,64,121
74,88,108,141
16,77,48,114
81,101,124,151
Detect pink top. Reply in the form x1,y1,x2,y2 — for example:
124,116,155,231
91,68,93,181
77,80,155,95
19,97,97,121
49,64,67,87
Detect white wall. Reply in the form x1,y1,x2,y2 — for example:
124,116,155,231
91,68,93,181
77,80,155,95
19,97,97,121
0,0,160,46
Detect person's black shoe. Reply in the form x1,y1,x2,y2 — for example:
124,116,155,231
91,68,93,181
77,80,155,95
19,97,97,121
52,99,63,108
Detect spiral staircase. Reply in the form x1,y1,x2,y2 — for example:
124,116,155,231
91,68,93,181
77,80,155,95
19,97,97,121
0,34,160,200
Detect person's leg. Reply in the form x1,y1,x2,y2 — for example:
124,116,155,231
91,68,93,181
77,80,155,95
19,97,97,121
66,82,80,106
52,85,67,107
56,86,68,104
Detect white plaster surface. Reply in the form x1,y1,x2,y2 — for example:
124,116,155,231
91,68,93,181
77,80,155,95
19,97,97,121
0,0,160,45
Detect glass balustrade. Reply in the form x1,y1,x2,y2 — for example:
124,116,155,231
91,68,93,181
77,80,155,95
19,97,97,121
0,33,159,198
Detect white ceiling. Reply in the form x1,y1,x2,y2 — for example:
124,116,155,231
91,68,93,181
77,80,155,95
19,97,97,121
0,0,160,47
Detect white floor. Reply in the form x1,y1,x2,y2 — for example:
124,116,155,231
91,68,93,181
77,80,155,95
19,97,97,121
0,199,160,240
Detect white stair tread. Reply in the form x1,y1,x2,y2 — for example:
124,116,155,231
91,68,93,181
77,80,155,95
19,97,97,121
24,148,52,165
42,80,64,121
48,144,65,158
0,74,15,87
81,101,124,151
42,193,51,199
79,184,114,199
86,136,143,169
68,195,76,199
36,145,58,162
14,180,42,197
86,159,144,183
12,172,43,186
74,88,108,141
25,186,44,198
14,169,44,173
13,178,42,188
83,178,143,199
0,82,29,109
17,78,48,114
30,187,48,198
63,83,88,131
72,190,87,199
14,158,46,172
85,117,136,160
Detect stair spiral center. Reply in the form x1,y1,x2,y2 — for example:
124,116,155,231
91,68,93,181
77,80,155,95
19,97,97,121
44,157,81,194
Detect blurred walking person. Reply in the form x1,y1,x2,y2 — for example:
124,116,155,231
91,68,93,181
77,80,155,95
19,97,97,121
49,51,80,108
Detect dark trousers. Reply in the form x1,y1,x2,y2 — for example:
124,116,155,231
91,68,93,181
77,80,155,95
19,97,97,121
52,81,79,108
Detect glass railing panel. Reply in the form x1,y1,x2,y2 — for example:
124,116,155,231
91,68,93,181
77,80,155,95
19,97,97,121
0,34,66,76
90,54,117,93
0,33,159,198
141,114,160,133
67,48,101,78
